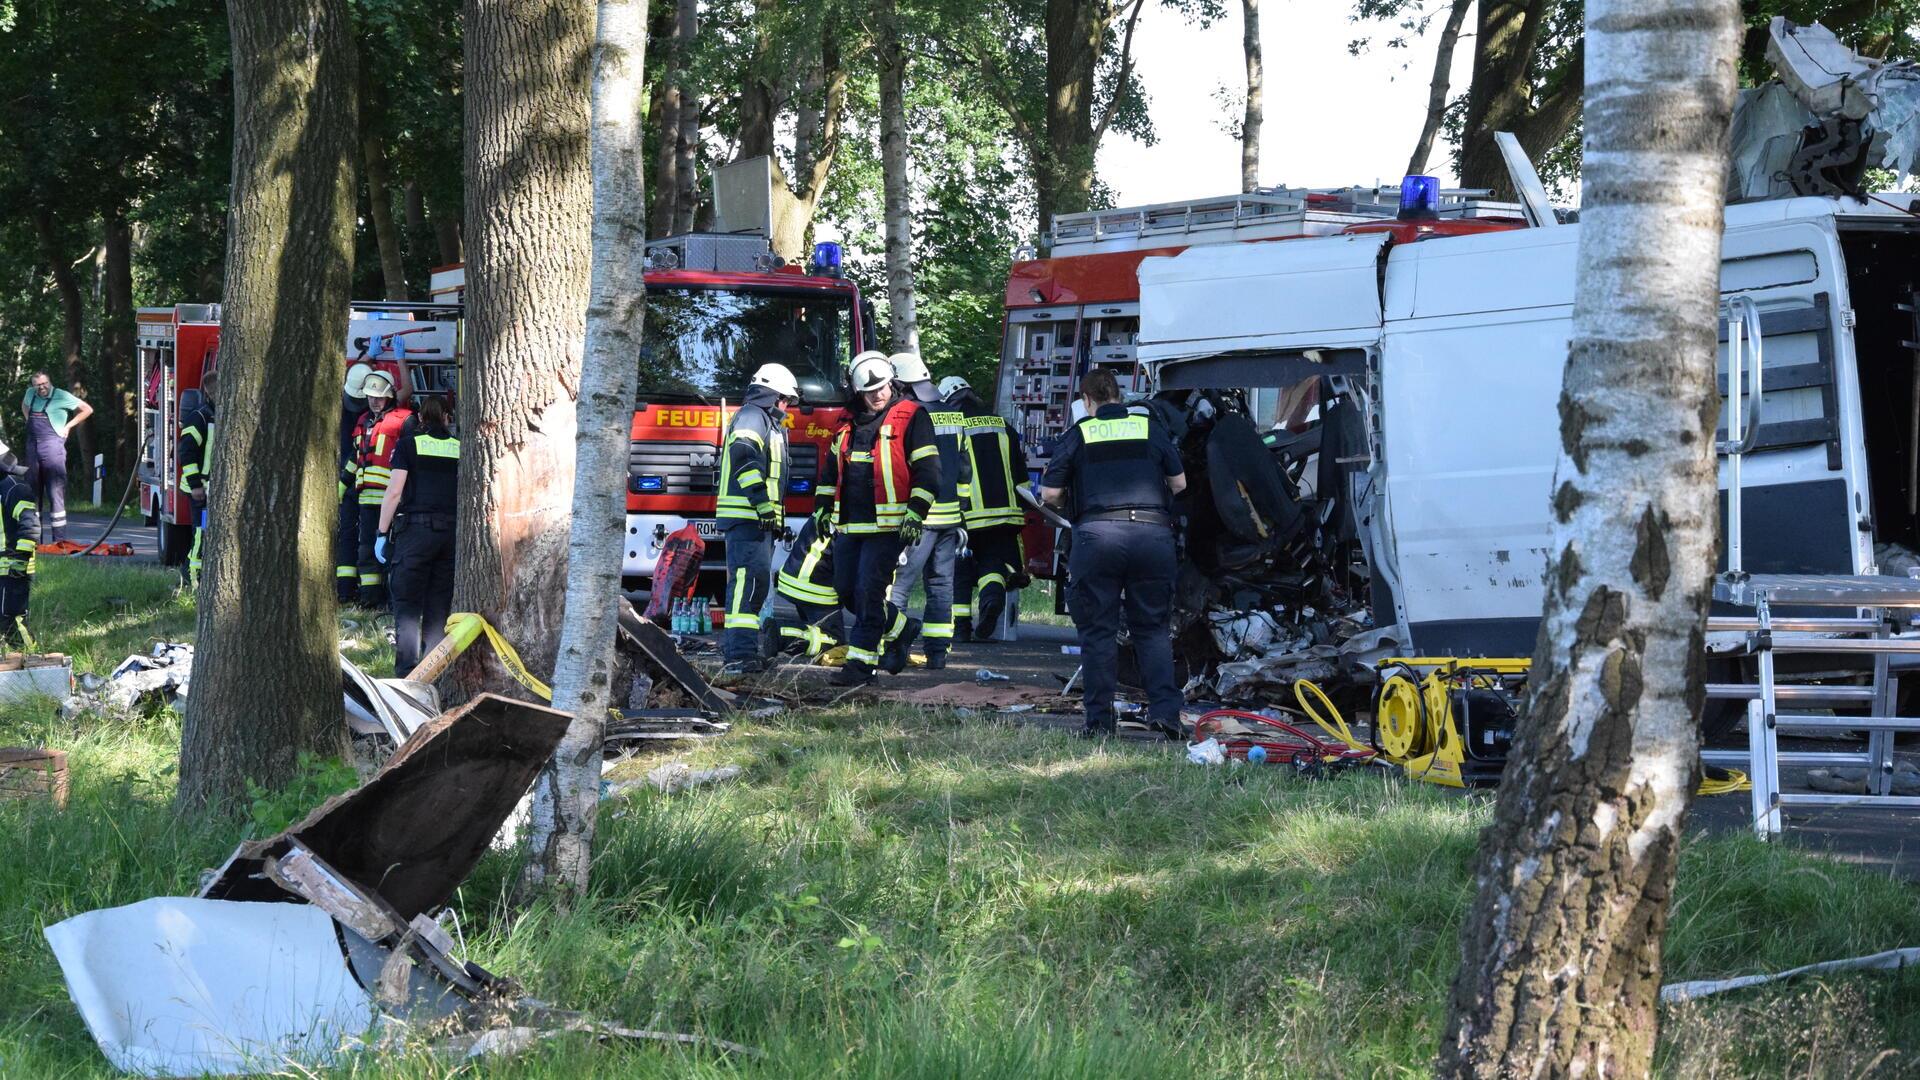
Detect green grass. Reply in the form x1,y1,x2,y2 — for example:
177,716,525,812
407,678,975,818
0,562,1917,1075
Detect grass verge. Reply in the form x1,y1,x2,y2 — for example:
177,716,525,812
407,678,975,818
0,562,1916,1076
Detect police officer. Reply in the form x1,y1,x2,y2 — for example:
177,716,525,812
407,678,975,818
818,351,941,687
716,363,798,675
176,370,215,589
878,352,969,671
940,375,1029,641
345,371,413,607
1040,368,1187,739
0,452,37,647
374,395,459,675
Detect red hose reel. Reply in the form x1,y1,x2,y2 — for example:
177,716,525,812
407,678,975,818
1190,709,1377,767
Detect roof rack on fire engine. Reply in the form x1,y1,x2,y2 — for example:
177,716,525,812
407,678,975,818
1046,185,1522,255
350,300,465,317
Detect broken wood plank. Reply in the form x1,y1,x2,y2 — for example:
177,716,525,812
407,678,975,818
0,746,68,808
265,843,402,941
617,598,732,714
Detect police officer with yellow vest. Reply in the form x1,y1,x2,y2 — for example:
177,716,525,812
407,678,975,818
819,351,941,687
939,375,1028,641
879,352,969,671
375,395,460,676
1040,368,1188,739
717,363,798,675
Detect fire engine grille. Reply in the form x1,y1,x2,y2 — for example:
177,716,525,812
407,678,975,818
786,442,821,496
628,439,719,496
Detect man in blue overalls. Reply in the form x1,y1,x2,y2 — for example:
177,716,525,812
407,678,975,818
20,372,91,544
1040,368,1188,740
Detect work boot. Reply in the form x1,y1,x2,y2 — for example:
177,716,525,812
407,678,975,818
974,589,1005,639
1150,718,1187,742
830,659,875,688
925,648,947,671
953,616,973,643
880,617,922,674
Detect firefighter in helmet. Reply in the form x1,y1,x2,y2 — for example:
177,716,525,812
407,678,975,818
716,363,799,675
336,360,375,602
819,351,941,687
0,451,37,647
176,370,216,589
344,371,413,606
877,353,969,671
1040,368,1187,740
765,514,843,659
939,374,1029,640
375,394,459,676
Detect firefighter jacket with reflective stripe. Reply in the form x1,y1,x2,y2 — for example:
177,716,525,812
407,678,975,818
819,397,939,534
716,385,789,523
1041,403,1182,520
177,403,214,491
392,425,461,516
924,405,972,528
348,405,415,506
955,392,1027,529
0,474,37,574
776,518,838,608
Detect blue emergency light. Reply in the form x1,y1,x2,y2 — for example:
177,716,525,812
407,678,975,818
1398,175,1440,220
634,474,666,493
811,241,843,277
789,477,813,494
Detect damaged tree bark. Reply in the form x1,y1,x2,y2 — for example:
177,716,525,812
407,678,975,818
1439,3,1741,1076
522,0,648,904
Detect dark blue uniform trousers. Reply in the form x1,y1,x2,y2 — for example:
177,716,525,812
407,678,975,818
722,521,774,662
834,531,904,666
1068,519,1181,731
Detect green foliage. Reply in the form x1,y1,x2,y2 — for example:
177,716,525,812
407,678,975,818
244,751,359,836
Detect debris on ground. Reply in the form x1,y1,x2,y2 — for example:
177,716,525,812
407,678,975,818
882,681,1065,710
608,761,744,798
617,599,732,713
0,745,68,807
603,711,730,751
44,693,753,1075
0,651,71,702
975,668,1012,684
1808,763,1920,796
64,642,193,717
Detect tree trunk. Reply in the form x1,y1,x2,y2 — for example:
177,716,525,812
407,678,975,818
177,0,358,814
524,0,648,902
31,210,92,475
1458,0,1545,192
1239,0,1262,193
877,0,918,350
1407,0,1472,177
101,209,135,478
1439,4,1741,1075
672,0,700,239
646,0,681,239
1039,0,1102,231
455,0,593,699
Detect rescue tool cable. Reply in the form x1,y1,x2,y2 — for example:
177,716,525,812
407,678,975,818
73,467,139,558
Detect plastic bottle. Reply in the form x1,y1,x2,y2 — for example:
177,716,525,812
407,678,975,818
673,597,688,633
698,598,712,634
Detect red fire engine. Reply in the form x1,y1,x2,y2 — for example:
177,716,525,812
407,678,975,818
136,304,222,566
993,184,1523,579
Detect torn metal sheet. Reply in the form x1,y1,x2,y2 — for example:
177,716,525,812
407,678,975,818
202,693,570,920
617,599,733,713
1662,947,1920,1004
339,656,440,743
43,897,374,1077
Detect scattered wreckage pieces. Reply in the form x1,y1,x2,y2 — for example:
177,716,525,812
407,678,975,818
64,642,192,717
603,710,730,751
617,598,733,714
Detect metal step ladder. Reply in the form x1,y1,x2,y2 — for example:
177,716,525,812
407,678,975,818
1707,296,1920,836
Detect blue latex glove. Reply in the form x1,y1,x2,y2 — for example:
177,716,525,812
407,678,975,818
374,534,389,564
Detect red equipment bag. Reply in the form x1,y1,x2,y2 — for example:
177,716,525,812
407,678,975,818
643,524,706,624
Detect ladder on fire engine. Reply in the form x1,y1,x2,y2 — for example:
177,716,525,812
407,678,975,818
1707,296,1920,837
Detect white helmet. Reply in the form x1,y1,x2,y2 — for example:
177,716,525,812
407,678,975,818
937,375,971,400
362,371,395,399
751,363,799,399
849,352,894,394
344,362,374,400
889,352,931,385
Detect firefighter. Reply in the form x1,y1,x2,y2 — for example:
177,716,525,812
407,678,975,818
716,363,798,675
765,515,843,659
819,351,941,688
336,361,374,602
176,370,216,588
375,394,459,676
878,353,968,671
939,375,1029,641
0,452,35,647
1039,368,1187,740
345,371,413,607
20,372,91,544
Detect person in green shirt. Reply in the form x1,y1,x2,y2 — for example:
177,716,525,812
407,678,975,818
21,372,92,544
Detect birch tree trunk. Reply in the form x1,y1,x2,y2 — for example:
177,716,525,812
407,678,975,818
1406,0,1471,177
522,0,648,903
455,0,593,697
876,0,918,350
179,0,356,813
1439,3,1741,1075
1239,0,1261,193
